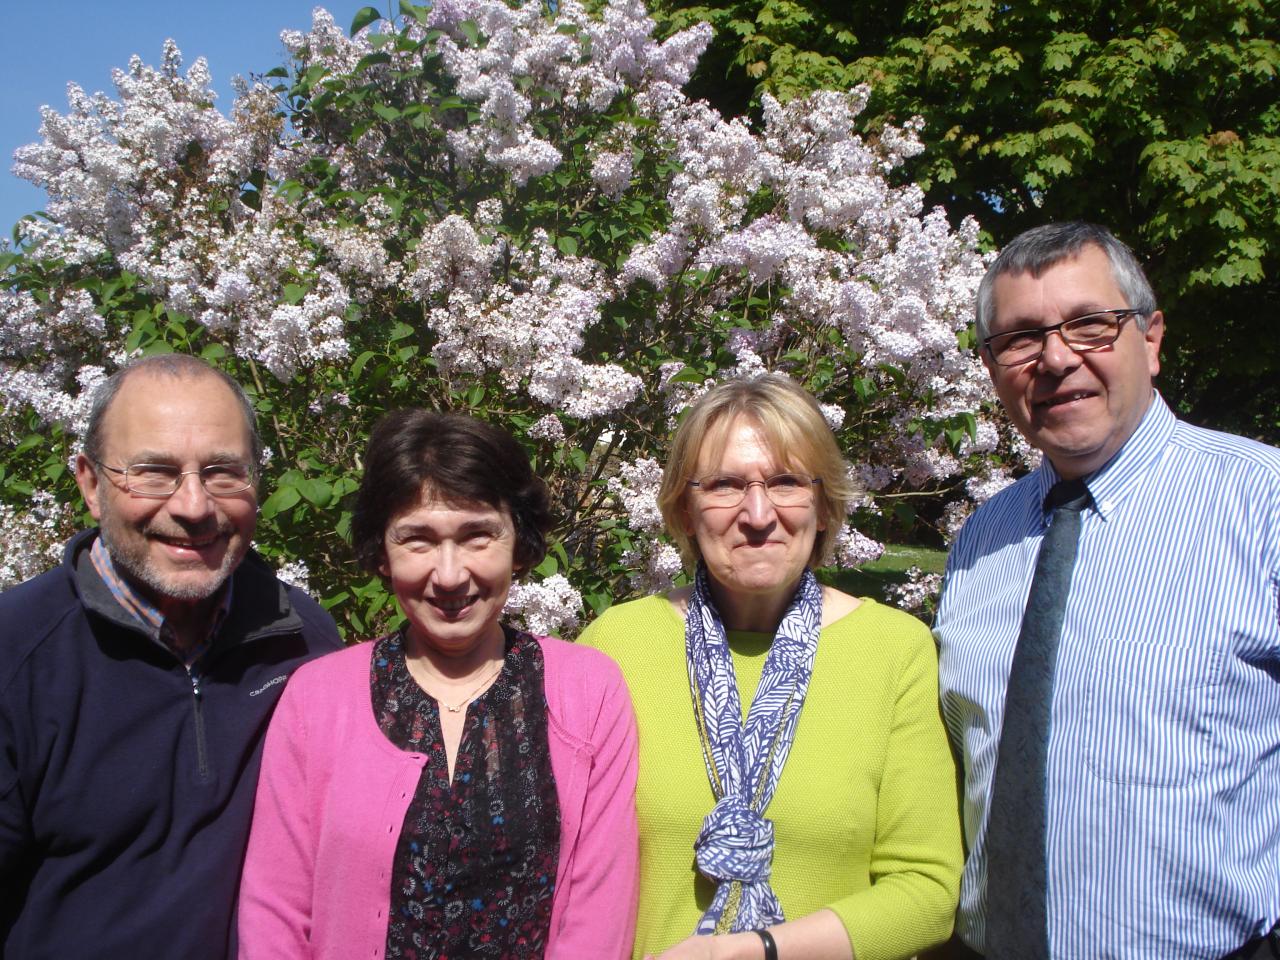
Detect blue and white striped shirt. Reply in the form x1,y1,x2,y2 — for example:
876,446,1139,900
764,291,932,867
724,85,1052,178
935,393,1280,959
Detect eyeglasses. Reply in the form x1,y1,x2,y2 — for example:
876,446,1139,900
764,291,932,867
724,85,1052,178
983,309,1145,367
94,460,255,498
688,473,821,508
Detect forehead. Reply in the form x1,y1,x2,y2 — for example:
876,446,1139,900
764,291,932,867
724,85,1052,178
695,414,798,473
389,488,512,531
100,373,252,459
990,245,1127,331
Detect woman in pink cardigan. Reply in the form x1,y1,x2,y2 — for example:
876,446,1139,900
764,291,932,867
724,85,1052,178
238,410,639,960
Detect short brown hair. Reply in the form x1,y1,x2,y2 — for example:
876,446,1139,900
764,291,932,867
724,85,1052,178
352,409,552,576
657,374,857,567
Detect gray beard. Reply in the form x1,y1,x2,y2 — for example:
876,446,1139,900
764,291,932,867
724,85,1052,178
98,523,242,604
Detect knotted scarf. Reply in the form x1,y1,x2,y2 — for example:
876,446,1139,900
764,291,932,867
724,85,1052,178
685,562,823,936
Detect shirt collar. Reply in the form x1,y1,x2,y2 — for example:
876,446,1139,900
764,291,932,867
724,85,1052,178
88,534,233,666
1033,390,1175,524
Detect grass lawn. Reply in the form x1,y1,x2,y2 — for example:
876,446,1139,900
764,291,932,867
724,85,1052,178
822,543,947,602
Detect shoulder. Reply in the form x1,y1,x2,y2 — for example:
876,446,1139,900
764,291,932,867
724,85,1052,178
820,586,861,625
946,470,1043,569
0,552,87,687
280,583,344,652
1168,419,1280,485
280,640,369,702
0,560,77,623
537,634,627,692
962,469,1040,530
535,635,633,741
826,598,933,648
575,596,685,681
577,594,681,644
821,599,937,682
231,551,342,650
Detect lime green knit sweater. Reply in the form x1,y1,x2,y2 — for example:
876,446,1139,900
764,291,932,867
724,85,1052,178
578,595,961,960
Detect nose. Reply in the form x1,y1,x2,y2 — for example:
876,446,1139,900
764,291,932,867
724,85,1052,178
738,482,778,528
164,471,216,522
1036,327,1082,375
431,542,470,592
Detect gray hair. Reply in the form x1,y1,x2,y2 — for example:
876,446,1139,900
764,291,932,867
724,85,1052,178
82,354,263,467
975,222,1158,342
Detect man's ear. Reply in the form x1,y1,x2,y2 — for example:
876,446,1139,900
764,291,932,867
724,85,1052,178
1143,310,1165,378
74,454,104,521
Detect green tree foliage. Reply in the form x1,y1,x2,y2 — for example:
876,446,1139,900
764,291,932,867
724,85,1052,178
657,0,1280,439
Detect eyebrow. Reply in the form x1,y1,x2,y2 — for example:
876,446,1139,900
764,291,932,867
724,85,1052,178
1000,304,1118,330
120,450,251,465
118,450,249,465
388,519,508,539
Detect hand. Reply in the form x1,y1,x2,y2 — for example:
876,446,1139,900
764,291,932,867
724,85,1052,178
645,932,763,960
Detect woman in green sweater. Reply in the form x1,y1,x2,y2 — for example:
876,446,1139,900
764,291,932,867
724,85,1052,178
579,375,961,960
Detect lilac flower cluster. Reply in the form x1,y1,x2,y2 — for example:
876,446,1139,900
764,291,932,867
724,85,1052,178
1,0,1026,625
504,574,583,635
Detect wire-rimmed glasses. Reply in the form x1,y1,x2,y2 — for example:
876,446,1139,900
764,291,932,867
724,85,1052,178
687,473,821,508
94,460,255,498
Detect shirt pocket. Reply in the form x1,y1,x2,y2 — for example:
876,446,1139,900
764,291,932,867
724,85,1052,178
1082,638,1224,787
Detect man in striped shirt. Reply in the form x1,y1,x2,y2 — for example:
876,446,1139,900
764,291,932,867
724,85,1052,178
934,222,1280,959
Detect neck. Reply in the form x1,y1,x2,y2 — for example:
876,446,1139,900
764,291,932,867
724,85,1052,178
154,594,221,653
707,573,804,633
403,621,507,684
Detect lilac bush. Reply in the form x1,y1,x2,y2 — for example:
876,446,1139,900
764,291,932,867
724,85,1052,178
0,0,1026,633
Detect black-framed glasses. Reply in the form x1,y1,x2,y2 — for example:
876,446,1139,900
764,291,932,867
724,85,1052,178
983,309,1145,367
94,460,255,498
688,473,821,508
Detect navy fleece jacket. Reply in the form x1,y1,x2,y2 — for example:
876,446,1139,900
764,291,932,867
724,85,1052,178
0,530,342,959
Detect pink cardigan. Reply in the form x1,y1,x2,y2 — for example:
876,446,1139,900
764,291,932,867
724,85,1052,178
238,636,639,959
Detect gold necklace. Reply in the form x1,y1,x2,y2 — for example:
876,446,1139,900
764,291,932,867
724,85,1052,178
431,659,504,713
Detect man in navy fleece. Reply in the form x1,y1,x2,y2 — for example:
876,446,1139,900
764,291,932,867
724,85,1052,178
0,355,341,959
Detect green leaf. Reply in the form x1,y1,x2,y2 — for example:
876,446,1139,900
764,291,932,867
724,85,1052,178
259,485,301,520
665,365,706,385
556,235,579,256
296,477,333,507
351,349,379,379
355,51,393,72
350,6,382,34
400,0,430,24
320,591,350,610
458,19,481,46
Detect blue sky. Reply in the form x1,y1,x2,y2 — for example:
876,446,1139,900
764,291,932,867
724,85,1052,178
1,0,369,235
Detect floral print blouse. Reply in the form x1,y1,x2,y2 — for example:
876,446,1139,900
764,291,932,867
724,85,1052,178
371,626,561,959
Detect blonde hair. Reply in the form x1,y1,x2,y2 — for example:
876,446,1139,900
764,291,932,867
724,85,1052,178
658,374,858,567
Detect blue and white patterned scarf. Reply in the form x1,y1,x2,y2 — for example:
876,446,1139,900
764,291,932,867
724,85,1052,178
685,562,823,936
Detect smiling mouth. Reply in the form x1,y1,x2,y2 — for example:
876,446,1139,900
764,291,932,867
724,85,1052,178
430,596,478,615
153,533,221,551
1037,390,1095,409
